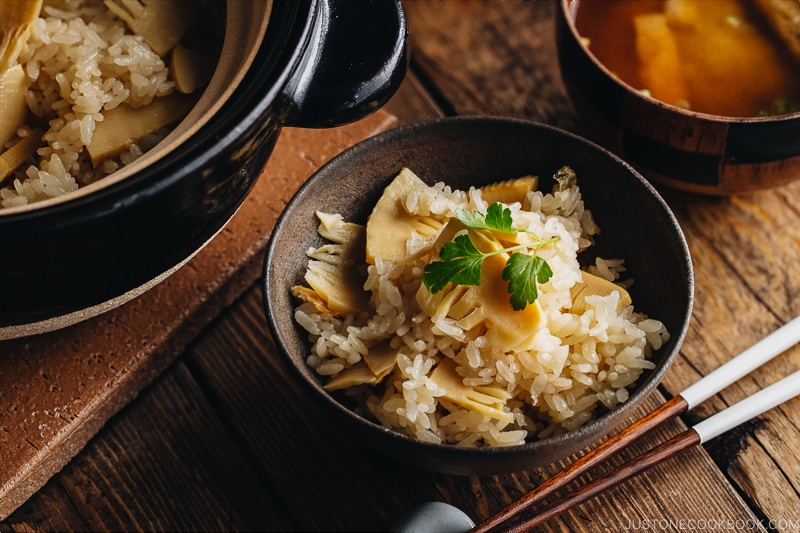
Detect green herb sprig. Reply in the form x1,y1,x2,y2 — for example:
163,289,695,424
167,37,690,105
422,203,559,310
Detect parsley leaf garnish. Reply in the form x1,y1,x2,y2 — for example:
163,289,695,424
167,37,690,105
503,253,553,310
422,203,558,310
423,234,485,292
455,202,515,233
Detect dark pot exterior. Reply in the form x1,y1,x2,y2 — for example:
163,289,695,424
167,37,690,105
0,0,408,338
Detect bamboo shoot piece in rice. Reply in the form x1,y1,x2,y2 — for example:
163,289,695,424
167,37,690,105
0,0,43,71
103,0,196,56
570,270,632,315
430,357,514,423
0,0,44,146
0,128,44,184
365,167,447,264
324,362,377,391
0,65,30,147
86,92,197,166
324,341,400,391
365,168,539,265
0,0,225,210
291,212,370,316
478,175,537,205
363,341,401,379
171,45,217,94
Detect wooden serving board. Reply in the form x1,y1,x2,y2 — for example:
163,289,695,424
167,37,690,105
0,109,398,520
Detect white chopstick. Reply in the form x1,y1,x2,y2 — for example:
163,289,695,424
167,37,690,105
681,314,800,409
694,368,800,442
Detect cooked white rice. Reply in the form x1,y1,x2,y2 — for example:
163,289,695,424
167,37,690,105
294,177,670,447
0,0,174,209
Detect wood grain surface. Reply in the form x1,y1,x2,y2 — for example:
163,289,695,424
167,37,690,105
2,1,799,531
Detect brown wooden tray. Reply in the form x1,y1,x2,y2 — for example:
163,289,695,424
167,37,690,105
0,109,398,520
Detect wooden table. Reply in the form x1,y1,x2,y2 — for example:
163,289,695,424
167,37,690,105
2,2,800,531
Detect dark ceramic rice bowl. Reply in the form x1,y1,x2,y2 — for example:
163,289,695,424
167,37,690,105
263,116,694,476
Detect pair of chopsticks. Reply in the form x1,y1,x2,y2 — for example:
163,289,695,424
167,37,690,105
471,314,800,533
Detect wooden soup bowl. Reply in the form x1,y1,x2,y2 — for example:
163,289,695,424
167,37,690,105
555,0,800,196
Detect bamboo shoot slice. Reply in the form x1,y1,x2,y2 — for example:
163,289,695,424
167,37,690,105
0,0,43,71
363,341,399,381
86,92,195,166
292,212,370,316
479,175,538,205
291,285,336,315
416,220,543,351
0,64,29,146
365,167,446,264
468,228,543,350
171,45,216,94
103,0,195,56
0,127,43,184
430,357,513,423
323,341,400,391
303,258,369,316
324,362,377,391
570,270,632,315
316,212,363,246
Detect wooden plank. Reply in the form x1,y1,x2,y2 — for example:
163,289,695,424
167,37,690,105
1,361,295,531
660,185,800,526
405,0,581,132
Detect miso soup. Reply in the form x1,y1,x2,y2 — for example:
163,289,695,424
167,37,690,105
573,0,800,117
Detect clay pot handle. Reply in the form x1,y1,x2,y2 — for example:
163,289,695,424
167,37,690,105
283,0,408,128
